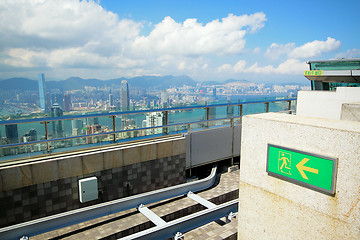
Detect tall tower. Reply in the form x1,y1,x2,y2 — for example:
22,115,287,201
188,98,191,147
51,102,64,138
38,73,46,112
109,93,114,107
5,124,18,144
120,80,129,112
64,93,71,112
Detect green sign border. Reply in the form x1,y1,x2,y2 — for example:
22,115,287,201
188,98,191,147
266,144,338,196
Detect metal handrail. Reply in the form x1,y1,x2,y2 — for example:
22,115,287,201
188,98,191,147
0,98,296,125
0,116,242,149
0,98,296,160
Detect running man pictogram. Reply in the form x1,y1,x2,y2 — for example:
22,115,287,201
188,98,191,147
278,152,291,175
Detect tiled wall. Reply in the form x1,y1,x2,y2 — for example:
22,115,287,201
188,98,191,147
0,153,186,228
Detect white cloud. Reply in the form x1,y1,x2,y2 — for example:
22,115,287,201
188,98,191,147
288,37,341,59
233,60,246,72
218,64,233,72
265,38,341,60
131,13,266,57
220,59,307,75
0,0,268,80
253,47,261,54
265,43,295,60
0,0,341,82
335,49,360,58
275,59,308,74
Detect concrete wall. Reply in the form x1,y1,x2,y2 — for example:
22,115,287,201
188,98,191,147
296,87,360,120
341,102,360,122
238,112,360,239
0,137,186,227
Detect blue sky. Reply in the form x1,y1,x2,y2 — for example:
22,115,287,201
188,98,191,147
0,0,359,83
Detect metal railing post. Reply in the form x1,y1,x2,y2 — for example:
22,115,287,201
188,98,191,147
41,121,50,153
265,102,270,113
231,118,234,166
287,100,292,114
239,104,243,117
111,115,116,143
205,107,210,128
164,110,169,134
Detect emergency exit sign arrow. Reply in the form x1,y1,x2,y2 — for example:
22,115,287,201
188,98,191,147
296,158,319,180
267,144,337,196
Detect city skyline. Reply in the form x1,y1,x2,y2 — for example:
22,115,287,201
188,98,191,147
0,0,359,83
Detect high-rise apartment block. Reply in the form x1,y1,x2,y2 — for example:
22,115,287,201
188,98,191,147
120,80,129,111
64,93,71,112
142,112,165,135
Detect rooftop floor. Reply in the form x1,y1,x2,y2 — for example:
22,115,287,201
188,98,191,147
32,168,239,239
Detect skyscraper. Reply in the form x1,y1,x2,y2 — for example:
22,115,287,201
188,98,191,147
213,88,217,100
38,73,46,112
64,93,71,112
120,80,129,112
109,93,114,107
5,124,18,144
51,102,64,138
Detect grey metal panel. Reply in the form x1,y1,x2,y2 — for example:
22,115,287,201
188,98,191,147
323,70,351,76
233,125,241,156
189,127,233,167
352,70,360,81
352,70,360,76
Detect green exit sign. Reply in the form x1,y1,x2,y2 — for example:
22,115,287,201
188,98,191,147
267,144,337,196
304,70,323,76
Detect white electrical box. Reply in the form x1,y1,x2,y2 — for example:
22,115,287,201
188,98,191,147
79,177,98,203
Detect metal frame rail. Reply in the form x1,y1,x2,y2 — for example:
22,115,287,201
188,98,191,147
121,199,239,240
134,190,236,239
0,166,217,239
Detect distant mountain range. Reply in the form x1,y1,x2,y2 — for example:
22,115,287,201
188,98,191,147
0,75,252,91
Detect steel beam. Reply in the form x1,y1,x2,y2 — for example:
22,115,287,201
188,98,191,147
187,191,217,209
138,204,166,227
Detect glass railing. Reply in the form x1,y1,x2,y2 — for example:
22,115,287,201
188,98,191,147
0,97,296,163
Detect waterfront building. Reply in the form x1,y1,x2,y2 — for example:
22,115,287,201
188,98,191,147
38,73,46,112
5,124,18,144
21,129,37,142
121,118,136,130
142,112,165,135
120,80,130,111
51,102,64,138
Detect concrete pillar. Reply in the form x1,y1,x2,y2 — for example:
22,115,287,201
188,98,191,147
238,112,360,239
